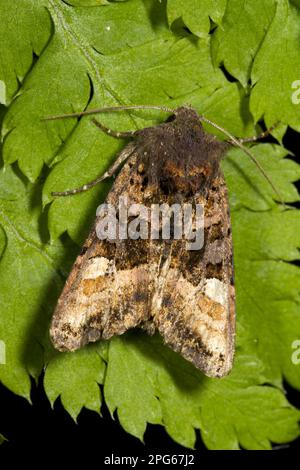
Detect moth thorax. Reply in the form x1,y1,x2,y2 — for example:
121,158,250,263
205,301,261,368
158,159,214,194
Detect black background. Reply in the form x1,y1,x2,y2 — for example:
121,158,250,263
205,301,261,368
0,128,299,458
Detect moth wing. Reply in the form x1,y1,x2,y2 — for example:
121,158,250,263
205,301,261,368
152,174,235,377
50,145,154,351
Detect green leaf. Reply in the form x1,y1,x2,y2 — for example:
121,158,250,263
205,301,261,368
0,0,52,105
167,0,226,37
0,0,300,451
44,345,106,420
222,143,300,210
232,208,300,388
211,0,277,87
251,0,300,131
105,336,163,440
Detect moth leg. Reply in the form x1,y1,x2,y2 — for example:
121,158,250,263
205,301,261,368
231,122,279,144
92,118,136,139
51,142,136,197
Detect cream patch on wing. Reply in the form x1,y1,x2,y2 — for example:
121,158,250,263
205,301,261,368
161,270,228,332
54,264,149,333
81,257,115,279
156,270,228,360
204,278,228,308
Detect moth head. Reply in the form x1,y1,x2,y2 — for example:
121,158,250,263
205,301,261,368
164,109,226,194
137,106,226,195
173,105,200,125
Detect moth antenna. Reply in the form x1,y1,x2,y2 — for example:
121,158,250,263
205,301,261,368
237,122,279,143
42,105,174,121
199,115,285,206
51,175,108,197
51,143,137,197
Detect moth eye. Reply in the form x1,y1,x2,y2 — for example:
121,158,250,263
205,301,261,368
166,113,176,123
130,178,134,185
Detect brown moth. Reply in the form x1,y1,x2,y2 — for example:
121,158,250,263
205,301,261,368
48,105,278,378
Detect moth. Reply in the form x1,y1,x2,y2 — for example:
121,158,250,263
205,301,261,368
46,105,278,377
